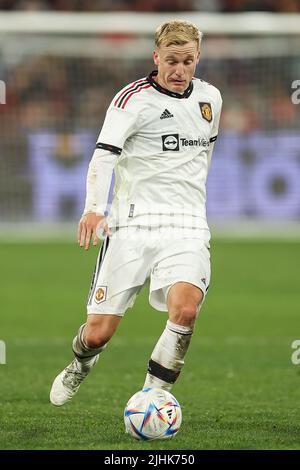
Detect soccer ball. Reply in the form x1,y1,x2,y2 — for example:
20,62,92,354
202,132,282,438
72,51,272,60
124,387,182,440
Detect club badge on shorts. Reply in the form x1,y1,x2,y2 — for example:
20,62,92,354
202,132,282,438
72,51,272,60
94,286,107,304
199,102,212,123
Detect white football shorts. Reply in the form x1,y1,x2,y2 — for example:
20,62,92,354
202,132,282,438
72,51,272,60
86,227,211,315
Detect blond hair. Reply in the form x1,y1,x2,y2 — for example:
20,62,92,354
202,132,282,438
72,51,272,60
155,20,202,50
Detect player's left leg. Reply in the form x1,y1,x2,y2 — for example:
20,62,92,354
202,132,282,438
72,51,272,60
143,282,203,391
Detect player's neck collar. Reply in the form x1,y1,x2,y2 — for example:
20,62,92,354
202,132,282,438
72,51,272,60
147,71,193,99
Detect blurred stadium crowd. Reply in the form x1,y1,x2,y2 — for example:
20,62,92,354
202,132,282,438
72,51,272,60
0,0,300,12
0,4,299,222
3,55,298,136
1,52,299,221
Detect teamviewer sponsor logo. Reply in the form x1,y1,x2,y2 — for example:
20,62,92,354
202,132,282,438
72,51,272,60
162,134,179,151
181,137,210,148
162,134,210,151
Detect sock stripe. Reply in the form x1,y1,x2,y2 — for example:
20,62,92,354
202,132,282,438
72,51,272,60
167,327,193,336
167,320,194,336
147,359,180,384
72,350,97,360
72,323,106,359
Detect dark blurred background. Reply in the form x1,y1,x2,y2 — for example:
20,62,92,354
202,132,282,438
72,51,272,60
0,1,299,228
1,0,300,12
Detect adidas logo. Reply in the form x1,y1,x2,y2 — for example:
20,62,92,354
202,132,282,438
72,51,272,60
160,109,174,119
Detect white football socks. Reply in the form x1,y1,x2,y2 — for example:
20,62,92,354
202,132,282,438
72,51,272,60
143,320,194,391
72,323,106,372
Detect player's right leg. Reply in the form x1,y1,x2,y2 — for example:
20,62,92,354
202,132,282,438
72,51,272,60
50,314,121,406
50,229,147,406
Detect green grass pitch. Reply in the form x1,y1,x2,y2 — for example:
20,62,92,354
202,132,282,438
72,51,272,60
0,239,299,450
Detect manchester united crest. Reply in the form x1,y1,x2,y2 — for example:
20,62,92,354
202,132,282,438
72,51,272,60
95,286,107,304
199,102,212,123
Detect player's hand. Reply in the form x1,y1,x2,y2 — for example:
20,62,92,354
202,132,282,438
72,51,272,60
77,213,110,250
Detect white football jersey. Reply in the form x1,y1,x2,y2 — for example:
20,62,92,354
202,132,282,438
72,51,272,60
96,71,222,232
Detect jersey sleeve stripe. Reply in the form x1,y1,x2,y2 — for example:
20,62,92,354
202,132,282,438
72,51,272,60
114,78,147,107
209,135,218,143
116,81,149,109
121,84,151,109
96,142,122,155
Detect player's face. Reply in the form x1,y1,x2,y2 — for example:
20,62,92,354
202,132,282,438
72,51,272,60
153,42,200,93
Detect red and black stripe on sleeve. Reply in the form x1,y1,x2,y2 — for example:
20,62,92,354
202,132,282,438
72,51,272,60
114,78,151,109
96,142,122,155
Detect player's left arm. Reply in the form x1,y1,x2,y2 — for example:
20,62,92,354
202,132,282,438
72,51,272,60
207,91,223,170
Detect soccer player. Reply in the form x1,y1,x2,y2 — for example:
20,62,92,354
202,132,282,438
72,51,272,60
50,19,222,406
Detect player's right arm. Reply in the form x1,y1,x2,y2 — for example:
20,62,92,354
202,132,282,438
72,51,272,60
78,148,116,250
78,213,107,250
78,85,140,250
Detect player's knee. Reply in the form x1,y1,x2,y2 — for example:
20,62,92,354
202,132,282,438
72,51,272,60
84,327,113,348
170,304,199,326
84,314,121,348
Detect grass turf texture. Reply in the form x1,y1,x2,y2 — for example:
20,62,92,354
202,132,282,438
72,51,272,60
0,240,299,450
